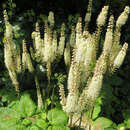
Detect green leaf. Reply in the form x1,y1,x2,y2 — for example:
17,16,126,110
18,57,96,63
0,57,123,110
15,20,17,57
93,117,113,130
35,119,48,129
0,107,20,120
16,124,26,130
124,119,130,128
47,108,68,125
12,3,16,8
46,98,51,106
39,112,47,120
22,118,32,126
0,119,16,130
85,103,101,120
48,126,52,130
92,104,101,120
117,123,125,129
17,93,37,117
0,88,17,104
48,125,70,130
0,118,26,130
123,109,130,120
14,101,26,118
29,125,42,130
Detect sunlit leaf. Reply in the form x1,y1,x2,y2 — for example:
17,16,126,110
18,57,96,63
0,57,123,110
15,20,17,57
47,108,68,125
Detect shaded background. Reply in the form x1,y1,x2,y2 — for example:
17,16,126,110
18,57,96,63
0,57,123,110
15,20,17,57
0,0,130,124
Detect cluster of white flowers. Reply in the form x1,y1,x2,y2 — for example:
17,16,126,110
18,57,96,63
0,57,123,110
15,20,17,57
113,43,128,69
97,6,109,26
86,74,103,101
103,15,114,53
116,6,130,27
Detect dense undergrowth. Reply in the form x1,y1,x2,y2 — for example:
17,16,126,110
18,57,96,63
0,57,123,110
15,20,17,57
0,0,130,130
1,75,130,130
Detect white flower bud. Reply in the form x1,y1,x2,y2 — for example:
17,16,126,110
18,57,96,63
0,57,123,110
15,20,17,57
58,23,65,56
64,43,71,67
75,38,87,62
116,6,130,27
48,11,55,28
76,17,82,47
63,93,78,114
103,15,114,53
103,31,113,53
113,43,128,68
87,74,103,101
97,6,109,26
5,23,13,39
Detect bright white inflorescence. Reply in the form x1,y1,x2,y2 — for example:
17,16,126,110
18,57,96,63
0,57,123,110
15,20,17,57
97,6,109,26
116,6,130,27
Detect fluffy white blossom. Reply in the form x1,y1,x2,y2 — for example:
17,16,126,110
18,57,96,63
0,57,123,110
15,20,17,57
113,43,128,68
97,6,109,26
116,6,130,27
86,74,103,101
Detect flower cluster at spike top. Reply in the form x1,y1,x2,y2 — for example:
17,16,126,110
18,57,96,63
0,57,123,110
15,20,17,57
3,0,129,118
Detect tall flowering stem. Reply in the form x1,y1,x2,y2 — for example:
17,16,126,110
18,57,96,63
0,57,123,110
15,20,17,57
3,10,21,95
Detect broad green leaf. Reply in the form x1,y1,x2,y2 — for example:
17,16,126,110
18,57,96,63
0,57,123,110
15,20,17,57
40,112,47,120
93,117,113,130
0,107,20,120
48,125,70,130
16,93,37,117
0,118,24,130
0,108,26,130
22,118,32,126
35,119,48,129
15,101,26,117
85,103,101,120
16,124,26,130
47,108,68,125
92,104,101,120
96,97,103,105
48,126,53,130
29,125,42,130
0,118,17,130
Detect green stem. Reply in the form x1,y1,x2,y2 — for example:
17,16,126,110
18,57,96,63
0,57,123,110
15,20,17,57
46,61,51,98
51,85,56,109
